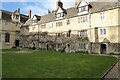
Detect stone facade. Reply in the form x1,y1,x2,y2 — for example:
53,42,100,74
1,0,120,54
23,0,120,54
0,9,29,49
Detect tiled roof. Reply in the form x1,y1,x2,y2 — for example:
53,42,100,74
89,2,120,13
20,14,29,23
66,7,78,18
1,10,12,21
23,18,32,26
25,2,119,25
39,13,56,24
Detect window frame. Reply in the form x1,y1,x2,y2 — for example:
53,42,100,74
100,12,105,20
78,5,87,13
41,24,46,29
56,22,62,27
100,28,106,35
56,12,65,18
78,30,87,37
5,33,10,42
67,19,70,25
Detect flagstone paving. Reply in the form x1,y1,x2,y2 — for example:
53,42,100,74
103,55,120,80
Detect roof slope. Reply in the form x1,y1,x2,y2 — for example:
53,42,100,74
39,13,56,24
0,9,29,23
1,10,12,21
27,2,120,25
90,2,120,13
23,18,32,26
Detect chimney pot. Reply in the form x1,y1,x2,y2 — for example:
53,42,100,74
18,8,20,13
28,10,31,18
75,0,80,7
56,0,63,9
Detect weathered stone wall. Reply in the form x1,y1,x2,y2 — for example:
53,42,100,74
108,43,120,54
91,42,100,54
1,20,22,49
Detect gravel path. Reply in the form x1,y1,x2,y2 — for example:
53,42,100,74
102,55,120,80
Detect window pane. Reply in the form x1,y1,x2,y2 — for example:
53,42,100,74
67,20,70,25
104,29,106,35
56,22,62,27
5,33,10,42
100,29,103,35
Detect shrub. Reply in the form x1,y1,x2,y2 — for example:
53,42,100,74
58,45,66,52
75,50,89,54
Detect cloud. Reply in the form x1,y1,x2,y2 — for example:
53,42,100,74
20,0,75,16
17,0,97,16
21,3,47,16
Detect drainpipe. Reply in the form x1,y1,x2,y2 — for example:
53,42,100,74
89,10,92,54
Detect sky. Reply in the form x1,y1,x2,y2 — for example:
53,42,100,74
1,0,116,16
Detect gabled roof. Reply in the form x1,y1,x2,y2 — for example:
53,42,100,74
55,7,67,14
26,1,119,25
0,9,29,23
34,15,41,21
77,0,89,8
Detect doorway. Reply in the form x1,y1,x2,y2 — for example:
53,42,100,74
100,44,107,54
15,40,19,47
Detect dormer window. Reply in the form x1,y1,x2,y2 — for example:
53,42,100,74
57,13,61,18
33,19,38,24
78,6,88,13
12,13,20,21
56,12,65,18
77,0,90,15
13,14,19,19
32,15,40,24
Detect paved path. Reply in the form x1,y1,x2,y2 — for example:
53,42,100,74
103,55,120,80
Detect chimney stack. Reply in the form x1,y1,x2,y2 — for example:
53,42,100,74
28,10,31,18
56,0,63,9
75,0,80,7
18,8,20,14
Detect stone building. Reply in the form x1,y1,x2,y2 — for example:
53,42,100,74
24,0,120,54
0,8,29,49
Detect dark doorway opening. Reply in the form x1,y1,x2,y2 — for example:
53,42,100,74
100,44,107,54
15,40,19,47
47,44,49,50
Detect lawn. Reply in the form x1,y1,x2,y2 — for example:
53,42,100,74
2,50,117,78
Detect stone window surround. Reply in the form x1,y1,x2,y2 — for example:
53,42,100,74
100,28,106,35
5,33,10,42
78,30,88,37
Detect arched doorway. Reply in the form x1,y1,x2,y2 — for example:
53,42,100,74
100,44,107,54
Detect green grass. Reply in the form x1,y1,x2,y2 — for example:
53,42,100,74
2,48,20,52
2,50,117,78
